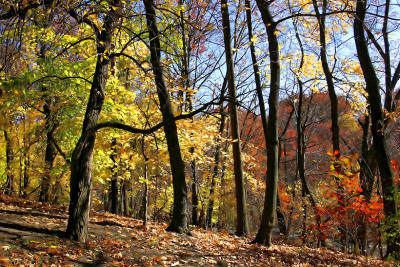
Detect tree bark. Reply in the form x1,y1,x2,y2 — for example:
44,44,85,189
142,163,149,225
293,56,323,244
191,155,199,226
311,0,344,249
3,130,14,195
252,0,280,246
245,0,287,237
143,0,188,233
66,4,119,242
39,96,58,202
110,138,118,214
354,0,400,259
221,0,249,236
357,114,377,255
23,150,29,198
206,77,227,230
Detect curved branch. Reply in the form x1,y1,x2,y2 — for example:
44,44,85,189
68,9,100,40
29,75,93,89
109,52,149,73
53,37,95,59
77,98,221,150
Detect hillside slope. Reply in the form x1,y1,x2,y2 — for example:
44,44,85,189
0,195,391,266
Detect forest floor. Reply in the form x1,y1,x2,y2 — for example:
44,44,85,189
0,194,392,266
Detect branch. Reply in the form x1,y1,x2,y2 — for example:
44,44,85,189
53,37,95,59
109,52,149,74
68,9,100,40
76,99,222,152
390,60,400,91
50,135,70,164
275,10,354,25
364,26,385,60
94,101,216,135
29,75,93,89
279,107,294,139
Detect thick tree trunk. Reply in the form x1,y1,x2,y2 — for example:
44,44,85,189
66,5,118,242
221,0,249,236
252,0,280,246
354,0,400,259
144,0,188,233
3,130,14,195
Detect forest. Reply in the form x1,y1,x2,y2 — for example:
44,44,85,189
0,0,399,265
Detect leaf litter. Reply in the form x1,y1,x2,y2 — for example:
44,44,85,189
0,194,392,266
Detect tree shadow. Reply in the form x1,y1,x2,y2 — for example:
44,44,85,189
0,208,67,220
0,221,65,238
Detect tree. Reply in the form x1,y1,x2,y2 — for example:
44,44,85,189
221,0,250,236
66,1,122,242
143,0,189,234
252,0,281,246
353,0,400,259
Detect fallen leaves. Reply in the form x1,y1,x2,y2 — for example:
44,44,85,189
0,194,393,266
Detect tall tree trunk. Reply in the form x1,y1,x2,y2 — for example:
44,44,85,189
39,96,58,202
22,124,29,198
357,114,377,255
110,138,118,214
141,138,149,225
121,179,130,216
252,0,280,246
142,163,149,225
206,77,227,230
23,151,29,198
144,0,188,233
245,0,287,236
296,78,322,245
3,130,14,195
354,0,400,259
311,0,344,249
311,0,341,158
221,0,249,236
66,5,119,242
178,0,198,228
191,154,199,226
